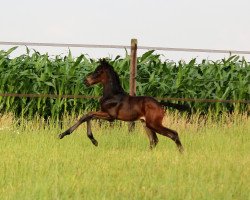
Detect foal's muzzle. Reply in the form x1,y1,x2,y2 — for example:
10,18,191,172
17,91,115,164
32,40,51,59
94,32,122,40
84,75,95,86
84,78,90,87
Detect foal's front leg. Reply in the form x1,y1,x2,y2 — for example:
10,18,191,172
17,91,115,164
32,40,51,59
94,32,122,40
85,112,114,146
58,111,113,143
86,120,98,146
58,114,90,139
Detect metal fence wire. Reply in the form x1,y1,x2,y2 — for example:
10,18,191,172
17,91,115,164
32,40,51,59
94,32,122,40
1,41,250,54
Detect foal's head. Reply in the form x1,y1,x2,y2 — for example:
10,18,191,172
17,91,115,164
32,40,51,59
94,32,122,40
84,59,111,86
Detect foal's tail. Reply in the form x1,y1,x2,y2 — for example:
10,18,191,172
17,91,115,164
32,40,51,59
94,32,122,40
160,101,191,112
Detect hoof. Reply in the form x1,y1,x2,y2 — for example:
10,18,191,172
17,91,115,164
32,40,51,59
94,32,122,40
58,133,65,139
92,139,98,146
178,146,184,154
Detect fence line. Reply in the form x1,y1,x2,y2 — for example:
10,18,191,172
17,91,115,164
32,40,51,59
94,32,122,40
0,93,249,104
157,97,250,104
139,46,250,55
0,93,98,99
0,41,131,50
1,41,250,55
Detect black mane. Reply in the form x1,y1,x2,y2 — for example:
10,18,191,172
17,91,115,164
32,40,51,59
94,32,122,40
99,59,126,96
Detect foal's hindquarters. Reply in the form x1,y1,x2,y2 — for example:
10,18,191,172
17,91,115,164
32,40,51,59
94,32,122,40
138,97,184,152
116,96,184,152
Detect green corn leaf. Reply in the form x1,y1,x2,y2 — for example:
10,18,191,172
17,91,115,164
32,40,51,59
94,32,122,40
73,54,84,67
140,50,155,62
5,46,18,56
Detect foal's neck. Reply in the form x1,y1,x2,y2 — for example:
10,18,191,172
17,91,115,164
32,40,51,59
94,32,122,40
102,68,126,97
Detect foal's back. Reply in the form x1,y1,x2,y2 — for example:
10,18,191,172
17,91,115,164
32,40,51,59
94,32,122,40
113,95,164,122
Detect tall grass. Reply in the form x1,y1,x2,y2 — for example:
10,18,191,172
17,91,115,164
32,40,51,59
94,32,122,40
0,113,249,199
0,47,249,120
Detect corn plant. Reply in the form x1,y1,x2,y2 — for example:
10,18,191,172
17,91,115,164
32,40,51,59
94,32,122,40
0,47,249,120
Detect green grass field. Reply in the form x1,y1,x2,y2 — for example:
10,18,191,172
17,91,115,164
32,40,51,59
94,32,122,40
0,113,249,200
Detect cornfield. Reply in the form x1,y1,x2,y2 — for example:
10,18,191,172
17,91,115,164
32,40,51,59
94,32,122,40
0,47,249,120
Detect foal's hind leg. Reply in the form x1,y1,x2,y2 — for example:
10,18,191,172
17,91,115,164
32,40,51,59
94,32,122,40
147,122,184,153
141,121,158,149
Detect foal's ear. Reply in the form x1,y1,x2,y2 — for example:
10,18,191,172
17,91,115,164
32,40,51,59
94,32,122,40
99,58,109,65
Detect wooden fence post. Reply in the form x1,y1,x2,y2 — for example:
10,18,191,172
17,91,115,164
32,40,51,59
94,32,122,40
129,39,137,96
128,39,137,132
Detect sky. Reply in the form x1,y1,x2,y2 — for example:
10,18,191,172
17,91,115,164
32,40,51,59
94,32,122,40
1,0,250,60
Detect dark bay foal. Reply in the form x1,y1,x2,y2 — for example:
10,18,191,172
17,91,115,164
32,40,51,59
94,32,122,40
59,59,186,152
